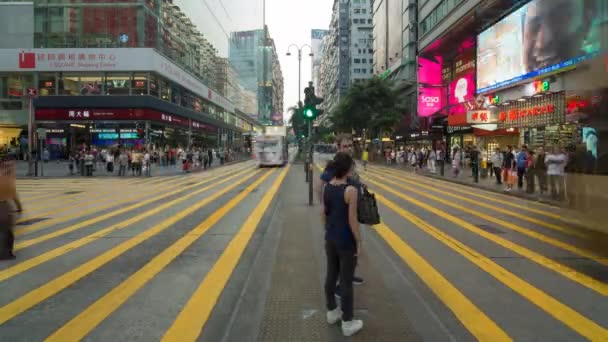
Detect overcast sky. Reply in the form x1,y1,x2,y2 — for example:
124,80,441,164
174,0,334,122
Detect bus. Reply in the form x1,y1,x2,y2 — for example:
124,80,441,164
253,134,288,167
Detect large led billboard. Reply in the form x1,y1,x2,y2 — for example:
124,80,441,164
417,56,444,117
477,0,607,93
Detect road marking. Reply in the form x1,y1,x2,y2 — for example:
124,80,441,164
15,165,251,240
369,165,588,226
45,169,277,341
374,222,511,341
373,190,608,341
162,165,290,342
0,169,264,325
364,175,608,296
369,169,607,266
373,167,589,239
16,175,192,224
0,168,253,282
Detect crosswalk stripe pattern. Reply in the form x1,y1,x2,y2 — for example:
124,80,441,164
1,160,606,341
0,162,289,341
315,163,608,341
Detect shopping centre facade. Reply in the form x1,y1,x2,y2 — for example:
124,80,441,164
0,1,262,158
410,0,608,174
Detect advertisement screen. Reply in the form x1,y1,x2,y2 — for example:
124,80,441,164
477,0,607,93
418,87,444,117
417,56,444,117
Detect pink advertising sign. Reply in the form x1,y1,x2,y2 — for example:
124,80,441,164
418,87,443,117
449,73,476,115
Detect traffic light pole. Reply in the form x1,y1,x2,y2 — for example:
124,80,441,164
308,120,313,206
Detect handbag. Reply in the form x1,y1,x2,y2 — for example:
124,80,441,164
357,184,381,225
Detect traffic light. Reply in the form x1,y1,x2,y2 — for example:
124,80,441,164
303,81,324,121
303,105,316,119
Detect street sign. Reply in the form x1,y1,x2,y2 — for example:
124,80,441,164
26,87,37,97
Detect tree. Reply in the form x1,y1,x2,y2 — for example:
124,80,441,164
288,105,307,145
329,77,406,137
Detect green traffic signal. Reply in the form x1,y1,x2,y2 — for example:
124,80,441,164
303,107,314,118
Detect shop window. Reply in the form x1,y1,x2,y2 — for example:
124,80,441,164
160,78,171,101
79,74,103,95
132,73,148,95
39,73,57,96
149,74,159,97
58,74,78,95
170,85,182,105
105,73,131,95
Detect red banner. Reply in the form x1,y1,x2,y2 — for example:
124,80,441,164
35,108,217,132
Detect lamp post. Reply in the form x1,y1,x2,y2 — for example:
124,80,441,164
286,44,314,188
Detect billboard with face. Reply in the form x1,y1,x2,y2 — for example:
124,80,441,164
477,0,608,93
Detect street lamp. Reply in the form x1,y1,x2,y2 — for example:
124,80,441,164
286,44,314,203
286,44,313,104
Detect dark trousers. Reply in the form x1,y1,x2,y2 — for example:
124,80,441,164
0,201,15,255
537,171,548,194
324,240,355,321
494,167,502,184
517,167,526,189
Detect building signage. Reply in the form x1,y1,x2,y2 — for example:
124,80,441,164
35,108,218,133
0,48,235,112
418,87,444,117
499,104,555,122
467,110,498,124
497,92,565,129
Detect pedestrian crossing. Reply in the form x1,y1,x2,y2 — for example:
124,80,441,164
1,161,607,341
0,162,290,341
323,163,608,341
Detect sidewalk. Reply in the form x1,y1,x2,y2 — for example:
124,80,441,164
372,161,608,235
373,160,562,206
256,165,418,341
15,158,249,178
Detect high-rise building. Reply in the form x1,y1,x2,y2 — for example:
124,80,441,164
318,0,374,117
229,27,284,124
372,0,418,133
0,0,260,151
311,29,329,92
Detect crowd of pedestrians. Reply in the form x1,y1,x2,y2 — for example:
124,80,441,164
65,146,245,177
378,142,592,207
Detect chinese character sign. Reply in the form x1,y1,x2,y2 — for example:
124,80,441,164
466,110,496,124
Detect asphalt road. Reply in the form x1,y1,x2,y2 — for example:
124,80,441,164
0,156,606,341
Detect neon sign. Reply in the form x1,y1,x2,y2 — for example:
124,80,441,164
499,104,555,122
532,80,550,93
487,95,500,105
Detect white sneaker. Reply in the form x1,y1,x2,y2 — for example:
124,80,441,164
341,319,363,336
326,307,342,324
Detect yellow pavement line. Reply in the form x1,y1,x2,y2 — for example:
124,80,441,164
373,192,608,341
374,222,511,341
370,164,564,213
46,168,278,341
364,175,608,296
372,168,589,238
16,178,142,203
162,165,289,342
1,169,254,283
0,170,265,325
16,174,195,223
14,166,252,251
15,164,250,238
368,170,607,266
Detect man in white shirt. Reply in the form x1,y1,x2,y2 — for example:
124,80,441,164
545,146,567,200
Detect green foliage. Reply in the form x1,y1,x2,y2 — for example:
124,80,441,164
329,77,406,136
288,105,308,144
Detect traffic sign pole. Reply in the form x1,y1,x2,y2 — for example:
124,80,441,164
26,87,38,176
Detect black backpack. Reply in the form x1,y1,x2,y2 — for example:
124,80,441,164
357,184,380,225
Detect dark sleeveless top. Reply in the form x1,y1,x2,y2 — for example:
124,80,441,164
324,183,355,249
